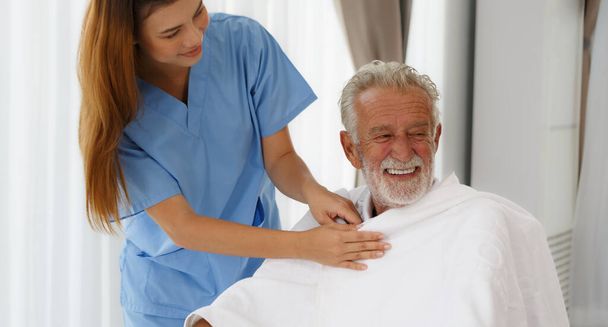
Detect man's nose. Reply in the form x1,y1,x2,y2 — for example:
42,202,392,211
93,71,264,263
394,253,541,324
390,135,414,162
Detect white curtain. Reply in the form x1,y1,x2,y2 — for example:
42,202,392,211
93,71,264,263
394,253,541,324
204,0,357,228
0,1,355,326
0,1,124,327
569,0,608,325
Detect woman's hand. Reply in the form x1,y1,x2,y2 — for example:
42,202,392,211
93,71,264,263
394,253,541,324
295,223,390,270
306,186,363,225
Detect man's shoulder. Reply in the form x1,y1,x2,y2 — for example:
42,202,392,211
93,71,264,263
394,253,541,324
452,192,545,242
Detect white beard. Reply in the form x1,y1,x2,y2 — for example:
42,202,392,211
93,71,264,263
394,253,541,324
361,155,434,210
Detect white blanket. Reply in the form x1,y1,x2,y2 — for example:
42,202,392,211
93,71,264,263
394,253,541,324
185,174,569,327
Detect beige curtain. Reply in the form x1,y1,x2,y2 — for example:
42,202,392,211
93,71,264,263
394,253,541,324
339,0,412,69
579,0,601,174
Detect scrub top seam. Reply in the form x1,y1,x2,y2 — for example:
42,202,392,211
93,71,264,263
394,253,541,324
121,297,191,319
137,106,200,139
120,187,182,219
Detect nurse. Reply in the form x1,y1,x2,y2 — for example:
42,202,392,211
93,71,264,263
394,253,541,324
78,0,389,326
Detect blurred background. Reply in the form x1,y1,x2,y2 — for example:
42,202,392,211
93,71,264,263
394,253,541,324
0,0,606,326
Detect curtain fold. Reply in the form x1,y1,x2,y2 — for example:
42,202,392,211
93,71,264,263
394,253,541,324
338,0,412,69
569,0,608,325
579,0,601,174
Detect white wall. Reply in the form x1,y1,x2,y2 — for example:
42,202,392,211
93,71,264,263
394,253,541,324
471,0,584,236
0,0,10,322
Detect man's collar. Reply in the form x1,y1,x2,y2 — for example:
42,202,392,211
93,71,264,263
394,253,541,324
355,188,374,222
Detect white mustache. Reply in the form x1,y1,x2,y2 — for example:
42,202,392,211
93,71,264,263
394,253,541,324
380,156,423,170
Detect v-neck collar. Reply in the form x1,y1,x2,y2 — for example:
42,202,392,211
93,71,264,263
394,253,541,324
136,31,211,137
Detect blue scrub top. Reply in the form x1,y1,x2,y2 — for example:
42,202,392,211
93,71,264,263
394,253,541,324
117,13,317,319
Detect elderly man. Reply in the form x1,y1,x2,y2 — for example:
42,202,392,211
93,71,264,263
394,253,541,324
185,61,569,327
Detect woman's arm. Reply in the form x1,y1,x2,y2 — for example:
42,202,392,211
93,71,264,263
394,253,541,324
261,126,362,225
146,195,389,270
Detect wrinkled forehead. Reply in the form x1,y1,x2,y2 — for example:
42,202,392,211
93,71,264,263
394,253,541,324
355,86,433,126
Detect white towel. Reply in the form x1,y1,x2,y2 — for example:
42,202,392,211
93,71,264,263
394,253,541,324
185,174,569,327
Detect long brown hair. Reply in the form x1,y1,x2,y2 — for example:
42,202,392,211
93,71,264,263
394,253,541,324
78,0,176,234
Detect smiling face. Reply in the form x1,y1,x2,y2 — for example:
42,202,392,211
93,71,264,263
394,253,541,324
136,0,209,68
340,86,442,214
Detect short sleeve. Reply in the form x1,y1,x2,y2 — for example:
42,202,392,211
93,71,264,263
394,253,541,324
117,134,182,219
245,20,317,137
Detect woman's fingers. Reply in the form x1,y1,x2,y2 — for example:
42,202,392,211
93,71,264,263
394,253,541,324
326,223,390,255
341,250,386,261
325,222,359,231
299,223,390,271
335,247,389,271
344,240,391,254
333,199,363,225
336,228,385,242
337,261,368,271
308,190,363,225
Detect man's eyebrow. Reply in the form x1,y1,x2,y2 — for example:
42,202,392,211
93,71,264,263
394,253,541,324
159,1,203,34
409,121,431,128
368,126,390,134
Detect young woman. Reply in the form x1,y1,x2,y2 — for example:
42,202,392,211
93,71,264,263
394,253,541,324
78,0,389,325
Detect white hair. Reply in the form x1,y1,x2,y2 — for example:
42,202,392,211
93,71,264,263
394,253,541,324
339,60,440,143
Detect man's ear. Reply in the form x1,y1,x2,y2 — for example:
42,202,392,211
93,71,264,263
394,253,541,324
433,124,442,151
340,131,363,169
